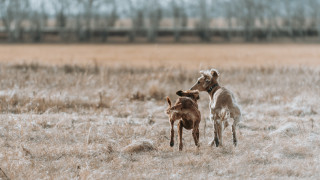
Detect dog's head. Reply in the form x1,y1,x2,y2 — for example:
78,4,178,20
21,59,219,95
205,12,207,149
190,68,219,92
176,90,200,101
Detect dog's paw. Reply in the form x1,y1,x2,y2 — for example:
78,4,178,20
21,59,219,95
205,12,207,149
170,141,174,147
233,140,237,147
214,138,219,147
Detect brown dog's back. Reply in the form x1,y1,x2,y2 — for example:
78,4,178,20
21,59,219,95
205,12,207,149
166,90,201,151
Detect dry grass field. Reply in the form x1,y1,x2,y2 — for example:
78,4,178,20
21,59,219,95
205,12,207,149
1,44,320,68
0,44,320,179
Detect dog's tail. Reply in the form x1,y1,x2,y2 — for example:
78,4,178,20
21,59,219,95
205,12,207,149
166,97,172,114
166,97,172,107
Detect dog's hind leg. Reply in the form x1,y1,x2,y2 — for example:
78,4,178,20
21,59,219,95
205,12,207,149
170,120,175,147
232,116,240,146
192,122,200,147
232,124,237,146
218,121,224,146
178,121,183,151
214,121,221,147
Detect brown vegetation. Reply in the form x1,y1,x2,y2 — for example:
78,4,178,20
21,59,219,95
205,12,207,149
0,45,320,179
1,44,320,68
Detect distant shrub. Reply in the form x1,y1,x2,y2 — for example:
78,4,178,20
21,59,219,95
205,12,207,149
148,85,165,101
11,63,41,72
130,91,145,101
63,65,86,74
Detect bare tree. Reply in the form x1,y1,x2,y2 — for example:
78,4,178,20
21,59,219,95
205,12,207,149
98,0,118,42
222,0,237,41
308,0,320,39
127,0,146,42
237,0,257,41
171,0,188,42
263,0,282,40
195,0,211,42
146,0,162,42
291,1,307,38
83,0,94,41
29,0,48,42
0,0,320,43
73,0,85,41
282,0,296,39
0,0,29,42
0,0,11,40
52,0,71,41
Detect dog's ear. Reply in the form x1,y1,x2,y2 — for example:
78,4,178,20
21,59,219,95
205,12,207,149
176,90,183,96
210,69,219,77
200,70,212,79
178,90,200,100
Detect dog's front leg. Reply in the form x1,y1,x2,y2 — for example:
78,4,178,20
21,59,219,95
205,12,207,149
170,120,174,147
209,114,216,146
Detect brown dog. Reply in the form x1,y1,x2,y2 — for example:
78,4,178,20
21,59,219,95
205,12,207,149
166,90,201,151
190,69,241,147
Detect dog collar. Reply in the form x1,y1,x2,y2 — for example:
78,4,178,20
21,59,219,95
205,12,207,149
207,83,219,93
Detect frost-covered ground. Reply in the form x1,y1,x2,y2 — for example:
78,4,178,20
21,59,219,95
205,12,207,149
0,64,320,179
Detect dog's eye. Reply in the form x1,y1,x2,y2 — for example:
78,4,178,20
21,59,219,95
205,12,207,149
197,81,200,84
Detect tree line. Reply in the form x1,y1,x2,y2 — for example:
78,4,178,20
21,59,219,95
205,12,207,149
0,0,320,43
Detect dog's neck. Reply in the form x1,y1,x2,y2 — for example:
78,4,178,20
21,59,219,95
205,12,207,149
207,83,220,98
207,83,219,93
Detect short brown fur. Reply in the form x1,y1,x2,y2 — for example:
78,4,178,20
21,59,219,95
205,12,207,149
166,90,201,151
190,69,241,147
